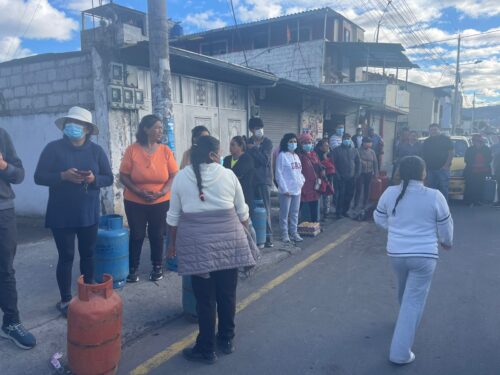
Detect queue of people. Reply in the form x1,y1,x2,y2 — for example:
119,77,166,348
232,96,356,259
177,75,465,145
0,105,492,367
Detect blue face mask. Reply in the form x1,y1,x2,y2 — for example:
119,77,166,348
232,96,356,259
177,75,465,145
288,143,297,152
342,139,351,147
303,144,314,152
64,123,85,140
336,128,344,136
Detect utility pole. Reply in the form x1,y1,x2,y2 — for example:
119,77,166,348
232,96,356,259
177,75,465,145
375,0,392,43
452,34,461,135
471,91,476,132
148,0,175,152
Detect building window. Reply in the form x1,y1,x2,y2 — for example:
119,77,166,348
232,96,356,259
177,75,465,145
289,27,312,43
253,32,268,49
344,29,351,42
200,40,228,56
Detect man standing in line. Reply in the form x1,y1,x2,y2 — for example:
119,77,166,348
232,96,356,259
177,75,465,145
0,128,36,349
329,124,345,150
368,127,384,168
421,124,454,200
247,118,274,248
331,133,360,219
329,124,345,213
353,126,364,149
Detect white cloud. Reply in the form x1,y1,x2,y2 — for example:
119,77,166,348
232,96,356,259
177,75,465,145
184,10,228,31
0,36,32,62
0,0,78,62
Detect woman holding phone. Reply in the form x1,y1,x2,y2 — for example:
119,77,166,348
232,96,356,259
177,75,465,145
35,106,113,317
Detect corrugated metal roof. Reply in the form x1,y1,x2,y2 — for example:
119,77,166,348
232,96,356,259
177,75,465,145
173,7,364,41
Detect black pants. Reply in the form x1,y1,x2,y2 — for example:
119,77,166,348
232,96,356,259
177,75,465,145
255,185,273,241
0,209,20,326
465,172,487,204
337,177,356,216
51,224,98,303
300,200,319,222
192,268,238,354
124,200,169,270
354,173,373,209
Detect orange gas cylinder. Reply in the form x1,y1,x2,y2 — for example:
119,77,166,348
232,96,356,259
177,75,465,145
67,274,122,375
370,177,383,202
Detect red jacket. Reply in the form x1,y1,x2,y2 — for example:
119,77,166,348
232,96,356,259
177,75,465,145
299,151,321,202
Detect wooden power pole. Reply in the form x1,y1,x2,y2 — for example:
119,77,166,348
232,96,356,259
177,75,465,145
147,0,175,152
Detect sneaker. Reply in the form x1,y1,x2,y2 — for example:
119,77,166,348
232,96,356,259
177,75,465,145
217,338,235,355
265,240,274,248
149,265,163,281
56,301,70,318
1,323,36,350
290,233,303,242
182,347,217,364
127,269,139,283
390,351,415,365
281,236,291,243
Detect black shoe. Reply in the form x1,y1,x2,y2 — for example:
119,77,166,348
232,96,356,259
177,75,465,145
182,347,217,364
217,339,235,355
1,323,36,350
264,241,274,248
149,265,163,281
342,213,350,218
127,269,139,283
56,301,70,318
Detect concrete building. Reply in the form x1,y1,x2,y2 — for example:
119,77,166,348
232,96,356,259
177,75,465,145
171,7,417,171
0,3,277,216
0,2,387,216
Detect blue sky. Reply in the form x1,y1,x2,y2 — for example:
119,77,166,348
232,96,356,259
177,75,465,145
0,0,499,106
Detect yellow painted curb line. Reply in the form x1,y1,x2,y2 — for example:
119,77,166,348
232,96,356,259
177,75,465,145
130,224,365,375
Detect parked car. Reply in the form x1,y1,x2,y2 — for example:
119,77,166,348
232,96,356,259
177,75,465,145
418,136,471,200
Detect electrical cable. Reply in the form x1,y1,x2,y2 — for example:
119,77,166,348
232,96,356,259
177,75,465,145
10,0,43,60
227,0,249,66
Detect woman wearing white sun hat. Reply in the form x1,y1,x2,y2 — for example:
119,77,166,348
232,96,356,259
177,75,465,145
35,106,113,317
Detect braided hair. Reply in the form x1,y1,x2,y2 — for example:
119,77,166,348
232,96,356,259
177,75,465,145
190,135,220,201
392,156,426,215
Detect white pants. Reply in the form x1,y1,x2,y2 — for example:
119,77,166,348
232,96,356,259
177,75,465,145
390,257,437,363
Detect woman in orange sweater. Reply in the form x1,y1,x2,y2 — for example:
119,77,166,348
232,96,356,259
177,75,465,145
120,115,179,282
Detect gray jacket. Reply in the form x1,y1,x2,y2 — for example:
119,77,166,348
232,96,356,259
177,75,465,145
0,128,25,210
176,208,259,276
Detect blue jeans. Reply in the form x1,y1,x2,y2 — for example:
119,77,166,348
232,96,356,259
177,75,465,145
390,257,437,363
279,194,301,239
426,169,450,200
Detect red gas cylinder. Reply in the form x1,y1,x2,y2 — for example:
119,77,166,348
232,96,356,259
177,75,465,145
370,177,383,202
379,171,389,192
68,275,122,375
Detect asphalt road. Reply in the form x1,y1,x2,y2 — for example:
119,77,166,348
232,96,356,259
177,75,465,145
120,204,500,375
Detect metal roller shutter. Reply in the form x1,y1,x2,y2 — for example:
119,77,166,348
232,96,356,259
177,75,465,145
259,101,300,148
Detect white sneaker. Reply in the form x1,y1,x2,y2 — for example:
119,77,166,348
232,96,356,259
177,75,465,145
282,236,291,243
390,351,415,365
290,233,303,242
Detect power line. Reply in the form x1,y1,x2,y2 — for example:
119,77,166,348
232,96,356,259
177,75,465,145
407,29,500,48
227,0,248,66
10,0,43,60
5,0,30,59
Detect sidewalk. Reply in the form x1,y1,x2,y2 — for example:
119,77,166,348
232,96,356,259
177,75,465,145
0,207,360,375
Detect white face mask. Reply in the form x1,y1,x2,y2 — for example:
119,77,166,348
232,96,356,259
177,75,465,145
254,128,264,138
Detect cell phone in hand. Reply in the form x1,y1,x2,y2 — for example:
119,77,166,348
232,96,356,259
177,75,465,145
77,170,91,177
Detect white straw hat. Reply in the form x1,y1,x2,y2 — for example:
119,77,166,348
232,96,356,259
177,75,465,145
55,106,99,135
